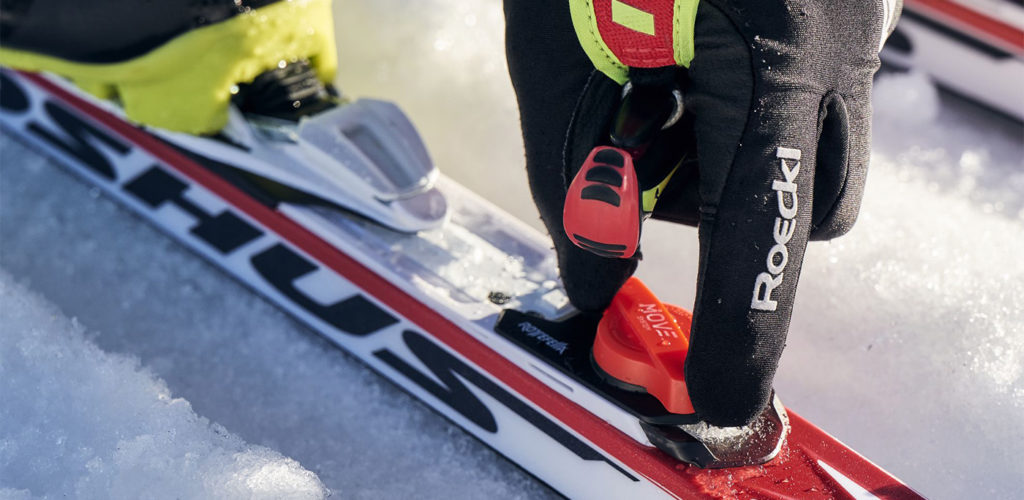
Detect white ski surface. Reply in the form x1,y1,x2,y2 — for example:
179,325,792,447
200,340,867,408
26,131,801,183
2,0,1023,498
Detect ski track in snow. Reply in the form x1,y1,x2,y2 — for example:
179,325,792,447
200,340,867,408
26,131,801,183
2,0,1023,498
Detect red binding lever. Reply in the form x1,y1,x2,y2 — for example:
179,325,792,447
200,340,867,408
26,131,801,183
593,277,695,415
563,146,641,259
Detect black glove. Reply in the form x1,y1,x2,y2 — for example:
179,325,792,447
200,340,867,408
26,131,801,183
505,0,901,426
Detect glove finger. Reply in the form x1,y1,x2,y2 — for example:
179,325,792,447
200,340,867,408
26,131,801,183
643,91,702,227
505,0,636,311
682,1,820,427
808,85,872,240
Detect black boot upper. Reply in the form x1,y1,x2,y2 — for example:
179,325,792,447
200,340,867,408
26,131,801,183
1,0,281,63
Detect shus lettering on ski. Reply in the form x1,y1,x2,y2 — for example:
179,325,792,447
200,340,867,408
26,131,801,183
0,70,657,499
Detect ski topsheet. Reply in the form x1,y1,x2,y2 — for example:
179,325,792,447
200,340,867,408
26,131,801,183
883,0,1024,120
0,69,924,499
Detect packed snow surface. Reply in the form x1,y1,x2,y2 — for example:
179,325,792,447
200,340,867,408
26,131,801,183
0,271,327,499
2,0,1023,498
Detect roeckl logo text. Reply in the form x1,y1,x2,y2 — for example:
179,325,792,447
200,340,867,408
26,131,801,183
751,147,801,312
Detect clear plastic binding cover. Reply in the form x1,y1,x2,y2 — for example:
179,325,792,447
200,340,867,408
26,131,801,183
303,177,570,319
298,99,437,201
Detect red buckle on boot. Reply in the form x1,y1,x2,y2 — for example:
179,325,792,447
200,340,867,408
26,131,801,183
593,277,695,415
563,146,641,259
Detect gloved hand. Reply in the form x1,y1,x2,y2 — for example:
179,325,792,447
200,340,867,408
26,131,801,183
504,0,901,426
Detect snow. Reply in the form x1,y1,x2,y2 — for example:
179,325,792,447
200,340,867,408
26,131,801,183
0,134,555,499
642,74,1024,498
0,271,327,499
2,1,1023,499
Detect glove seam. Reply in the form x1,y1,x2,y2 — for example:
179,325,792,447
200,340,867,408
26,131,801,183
569,0,629,84
561,69,606,190
694,0,757,216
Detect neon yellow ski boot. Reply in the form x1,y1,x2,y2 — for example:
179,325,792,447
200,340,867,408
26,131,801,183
0,0,337,134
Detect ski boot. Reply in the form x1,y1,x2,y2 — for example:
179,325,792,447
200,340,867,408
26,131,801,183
563,82,686,259
162,58,449,233
1,0,446,232
0,0,337,134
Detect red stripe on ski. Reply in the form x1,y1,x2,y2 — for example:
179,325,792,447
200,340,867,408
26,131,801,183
22,71,924,500
905,0,1024,55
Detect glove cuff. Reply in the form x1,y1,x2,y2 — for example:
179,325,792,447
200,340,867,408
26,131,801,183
568,0,699,84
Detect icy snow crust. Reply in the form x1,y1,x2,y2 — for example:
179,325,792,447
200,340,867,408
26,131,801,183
0,135,555,499
1,0,1023,498
0,271,327,499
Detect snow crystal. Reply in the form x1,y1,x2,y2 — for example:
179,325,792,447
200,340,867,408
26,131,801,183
0,137,557,500
637,71,1024,498
0,271,327,499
